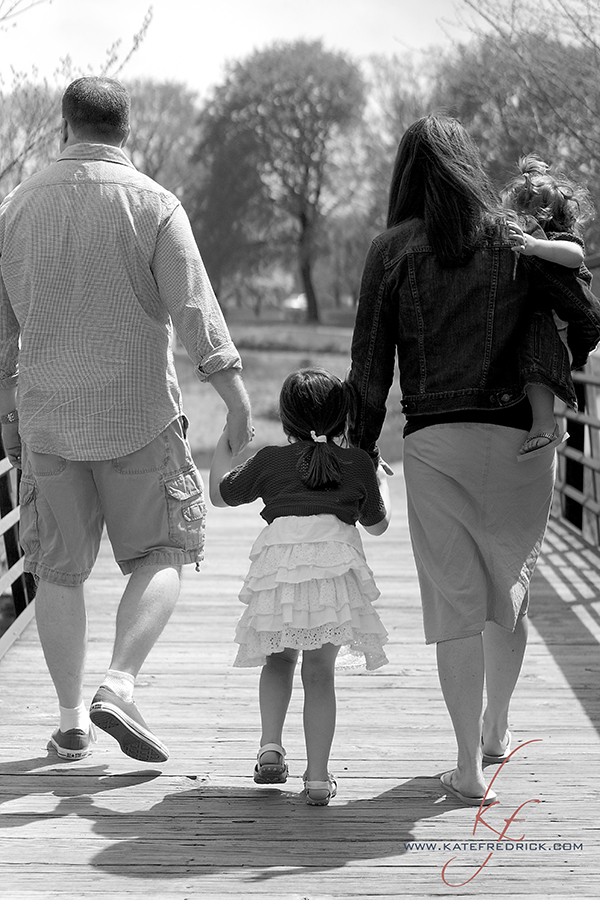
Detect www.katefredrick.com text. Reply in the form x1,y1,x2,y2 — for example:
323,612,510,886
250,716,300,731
405,841,582,851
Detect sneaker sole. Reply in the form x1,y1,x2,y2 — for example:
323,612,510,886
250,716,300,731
90,704,169,763
48,737,93,760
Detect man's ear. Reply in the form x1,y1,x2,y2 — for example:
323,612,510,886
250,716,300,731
59,118,69,149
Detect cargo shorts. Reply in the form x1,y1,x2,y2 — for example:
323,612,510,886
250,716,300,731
19,416,206,585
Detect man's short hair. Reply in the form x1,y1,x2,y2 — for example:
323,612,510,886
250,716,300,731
62,76,130,144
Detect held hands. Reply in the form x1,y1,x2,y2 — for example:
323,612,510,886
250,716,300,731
225,408,254,457
1,420,22,468
209,418,255,508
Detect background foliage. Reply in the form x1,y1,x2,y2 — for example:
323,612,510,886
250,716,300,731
2,0,600,325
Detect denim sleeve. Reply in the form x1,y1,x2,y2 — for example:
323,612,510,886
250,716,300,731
347,240,397,465
527,258,600,368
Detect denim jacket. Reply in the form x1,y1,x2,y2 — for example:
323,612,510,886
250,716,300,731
348,218,600,459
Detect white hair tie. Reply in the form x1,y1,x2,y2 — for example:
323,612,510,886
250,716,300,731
310,430,327,443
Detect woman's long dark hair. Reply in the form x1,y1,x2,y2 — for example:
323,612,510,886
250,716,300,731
279,368,354,490
386,115,503,266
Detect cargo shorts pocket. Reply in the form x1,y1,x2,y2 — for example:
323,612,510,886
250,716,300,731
18,478,40,557
163,465,206,551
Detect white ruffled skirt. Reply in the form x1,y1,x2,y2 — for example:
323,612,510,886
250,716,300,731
233,514,389,670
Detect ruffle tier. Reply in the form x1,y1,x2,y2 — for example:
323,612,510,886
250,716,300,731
233,515,389,670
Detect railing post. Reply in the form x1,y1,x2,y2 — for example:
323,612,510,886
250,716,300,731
0,438,35,619
564,377,586,530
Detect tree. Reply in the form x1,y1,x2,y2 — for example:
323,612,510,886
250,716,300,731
0,0,50,26
191,39,365,322
186,110,285,301
127,79,200,196
438,0,600,251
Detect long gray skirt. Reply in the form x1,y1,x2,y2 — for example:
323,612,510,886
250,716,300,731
403,423,555,644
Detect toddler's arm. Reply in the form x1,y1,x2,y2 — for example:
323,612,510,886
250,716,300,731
509,222,583,268
363,465,392,536
209,428,234,507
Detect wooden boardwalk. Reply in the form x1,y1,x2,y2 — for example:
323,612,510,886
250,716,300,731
1,468,599,899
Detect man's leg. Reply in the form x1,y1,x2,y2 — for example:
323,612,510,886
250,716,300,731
36,580,87,709
90,564,181,763
109,564,181,677
90,418,204,762
35,579,96,759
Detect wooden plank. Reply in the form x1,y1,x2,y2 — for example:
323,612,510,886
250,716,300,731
0,468,598,898
0,554,23,596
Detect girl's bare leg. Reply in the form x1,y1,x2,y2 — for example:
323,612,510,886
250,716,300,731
301,642,340,785
257,647,299,763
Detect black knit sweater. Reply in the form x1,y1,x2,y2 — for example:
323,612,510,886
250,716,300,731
219,442,386,527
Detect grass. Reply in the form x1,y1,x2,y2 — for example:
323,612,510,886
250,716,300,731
175,323,405,468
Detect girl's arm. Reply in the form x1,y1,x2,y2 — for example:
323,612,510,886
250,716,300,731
209,428,234,507
509,223,583,268
363,466,392,536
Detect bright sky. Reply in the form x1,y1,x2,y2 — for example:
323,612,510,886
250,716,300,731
0,0,473,94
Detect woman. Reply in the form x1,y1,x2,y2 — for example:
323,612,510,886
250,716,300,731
348,115,600,806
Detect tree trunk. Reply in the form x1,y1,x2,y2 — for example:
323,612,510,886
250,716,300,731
298,214,320,323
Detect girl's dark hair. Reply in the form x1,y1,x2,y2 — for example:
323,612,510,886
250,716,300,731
279,367,354,490
386,114,503,266
501,154,594,236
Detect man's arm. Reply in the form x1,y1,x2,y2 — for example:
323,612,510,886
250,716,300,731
208,367,253,457
0,385,20,467
0,265,21,466
151,202,244,382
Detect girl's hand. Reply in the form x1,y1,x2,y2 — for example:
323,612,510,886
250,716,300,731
508,222,537,255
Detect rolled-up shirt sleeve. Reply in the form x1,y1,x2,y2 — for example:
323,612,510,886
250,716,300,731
151,202,242,381
0,267,20,390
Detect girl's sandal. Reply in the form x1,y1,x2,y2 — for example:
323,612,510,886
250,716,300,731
253,743,288,783
303,773,338,806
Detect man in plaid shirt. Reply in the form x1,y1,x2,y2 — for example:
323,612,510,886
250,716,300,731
0,76,252,764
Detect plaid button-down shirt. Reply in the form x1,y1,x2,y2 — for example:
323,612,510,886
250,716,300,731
0,143,241,460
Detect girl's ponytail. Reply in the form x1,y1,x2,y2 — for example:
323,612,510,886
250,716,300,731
297,430,342,489
279,369,355,490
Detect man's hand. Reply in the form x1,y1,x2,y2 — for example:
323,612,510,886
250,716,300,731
1,420,22,468
226,407,254,457
208,368,253,457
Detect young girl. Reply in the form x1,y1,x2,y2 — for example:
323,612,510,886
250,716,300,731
503,154,595,458
209,367,391,806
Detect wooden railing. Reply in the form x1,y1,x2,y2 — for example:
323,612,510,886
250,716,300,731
555,358,600,547
0,445,35,639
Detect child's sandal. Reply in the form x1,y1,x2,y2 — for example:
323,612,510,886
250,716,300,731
303,773,337,806
253,743,288,783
